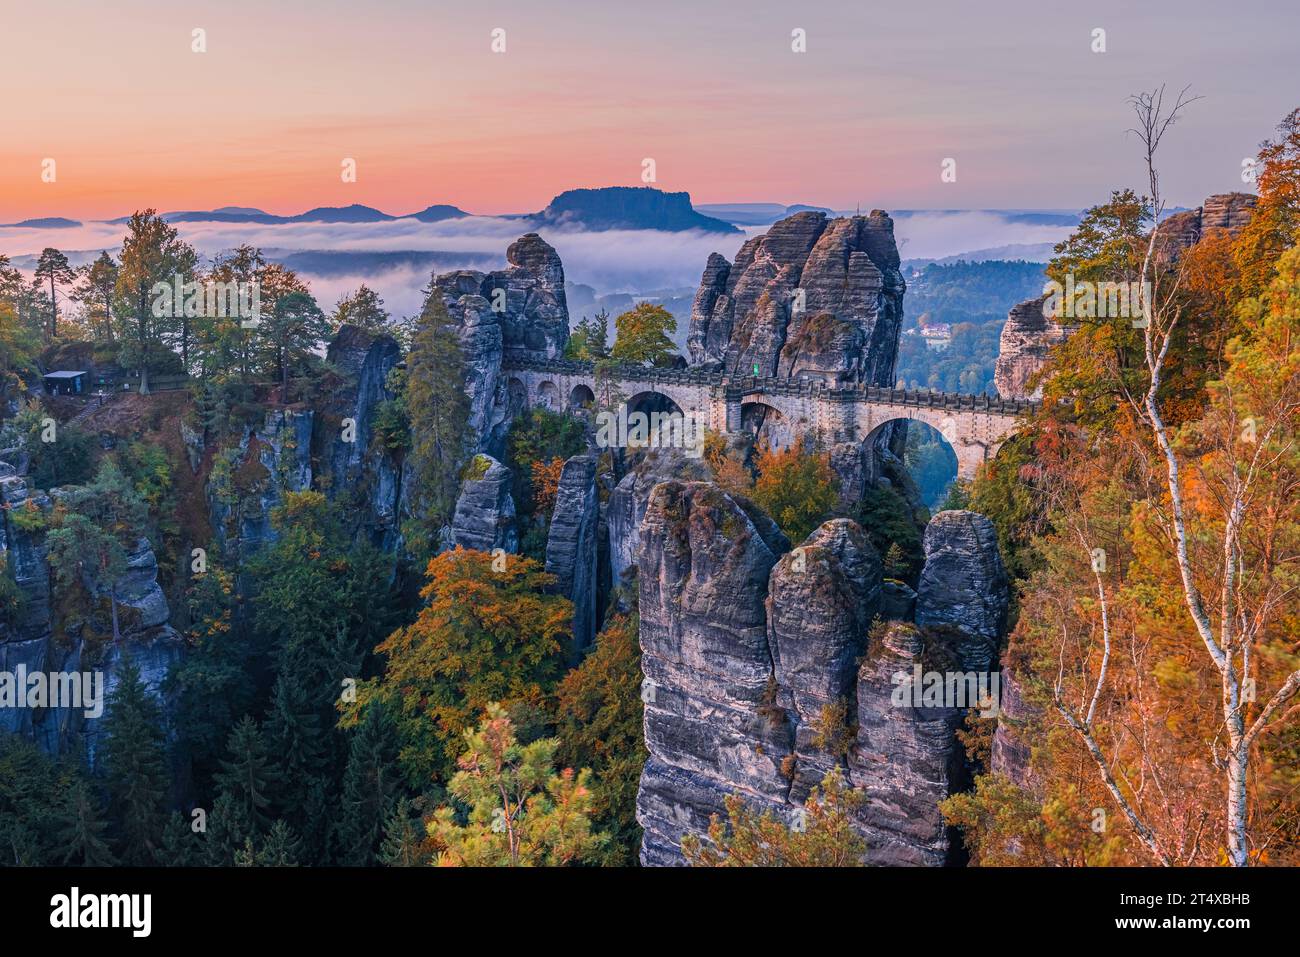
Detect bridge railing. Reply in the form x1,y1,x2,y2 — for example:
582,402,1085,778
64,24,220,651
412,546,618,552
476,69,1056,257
500,355,1039,416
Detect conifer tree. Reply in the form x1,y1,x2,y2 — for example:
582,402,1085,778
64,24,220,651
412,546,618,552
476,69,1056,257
403,286,470,553
57,779,116,866
213,716,282,839
335,701,401,866
100,660,170,865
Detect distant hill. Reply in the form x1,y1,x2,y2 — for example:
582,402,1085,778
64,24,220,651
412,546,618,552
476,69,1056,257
694,202,833,226
105,203,466,226
532,187,739,233
401,204,470,223
1,217,82,228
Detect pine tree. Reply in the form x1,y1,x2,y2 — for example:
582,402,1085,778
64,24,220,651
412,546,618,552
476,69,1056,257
100,659,170,865
57,779,115,866
32,247,74,340
156,811,201,867
403,286,470,553
378,797,430,866
213,716,282,839
254,820,302,866
335,701,401,866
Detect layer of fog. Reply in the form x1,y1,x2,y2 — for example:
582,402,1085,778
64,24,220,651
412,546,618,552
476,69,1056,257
1,210,1074,321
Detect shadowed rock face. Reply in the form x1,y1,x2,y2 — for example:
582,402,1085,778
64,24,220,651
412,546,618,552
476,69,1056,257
767,519,881,802
849,621,966,866
1,460,183,760
606,448,710,598
544,455,599,657
994,295,1072,401
687,210,905,386
915,510,1009,674
435,233,570,455
635,481,792,866
436,232,569,360
450,455,518,554
316,324,406,549
635,498,1013,866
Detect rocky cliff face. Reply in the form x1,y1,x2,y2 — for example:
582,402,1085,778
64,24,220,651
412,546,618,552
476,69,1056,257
450,454,518,554
606,448,710,598
915,510,1009,674
635,481,793,865
767,519,881,802
544,455,599,657
1,457,182,761
435,233,570,455
436,232,569,361
636,494,1012,865
208,408,314,565
993,295,1072,400
849,621,967,865
1156,192,1258,258
687,211,905,386
315,324,407,550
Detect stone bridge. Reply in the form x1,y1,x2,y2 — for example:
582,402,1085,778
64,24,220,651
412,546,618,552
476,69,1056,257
501,356,1038,480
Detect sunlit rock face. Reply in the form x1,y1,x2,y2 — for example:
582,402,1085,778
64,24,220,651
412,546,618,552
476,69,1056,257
993,295,1071,401
687,211,905,387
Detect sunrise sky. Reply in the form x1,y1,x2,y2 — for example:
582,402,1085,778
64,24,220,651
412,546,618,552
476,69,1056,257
4,0,1297,221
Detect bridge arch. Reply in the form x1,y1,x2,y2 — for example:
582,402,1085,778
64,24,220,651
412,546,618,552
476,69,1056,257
568,383,595,410
863,412,989,483
626,389,685,419
741,401,793,450
537,380,562,410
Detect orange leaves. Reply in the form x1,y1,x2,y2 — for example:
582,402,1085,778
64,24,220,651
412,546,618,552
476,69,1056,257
529,456,566,515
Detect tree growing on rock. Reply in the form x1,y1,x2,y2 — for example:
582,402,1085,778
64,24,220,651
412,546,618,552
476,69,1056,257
611,302,677,367
682,769,866,867
426,703,605,866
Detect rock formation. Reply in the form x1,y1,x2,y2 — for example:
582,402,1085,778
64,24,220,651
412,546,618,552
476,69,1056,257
849,621,967,865
993,295,1071,400
606,448,710,597
544,455,599,657
315,324,406,549
1156,192,1257,258
436,233,569,361
915,510,1010,674
209,408,314,564
767,519,881,801
635,481,792,865
531,186,739,234
450,454,518,554
1,457,182,760
687,211,906,386
435,233,571,456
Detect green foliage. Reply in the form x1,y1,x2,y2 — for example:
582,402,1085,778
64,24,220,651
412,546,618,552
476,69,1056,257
852,484,925,584
555,612,646,865
749,438,839,543
682,769,866,866
505,407,586,559
101,659,170,865
0,734,112,866
331,285,391,334
213,716,283,840
11,408,96,489
334,700,402,866
426,703,606,866
564,309,610,361
402,287,471,556
610,302,677,366
169,565,252,792
359,548,572,786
